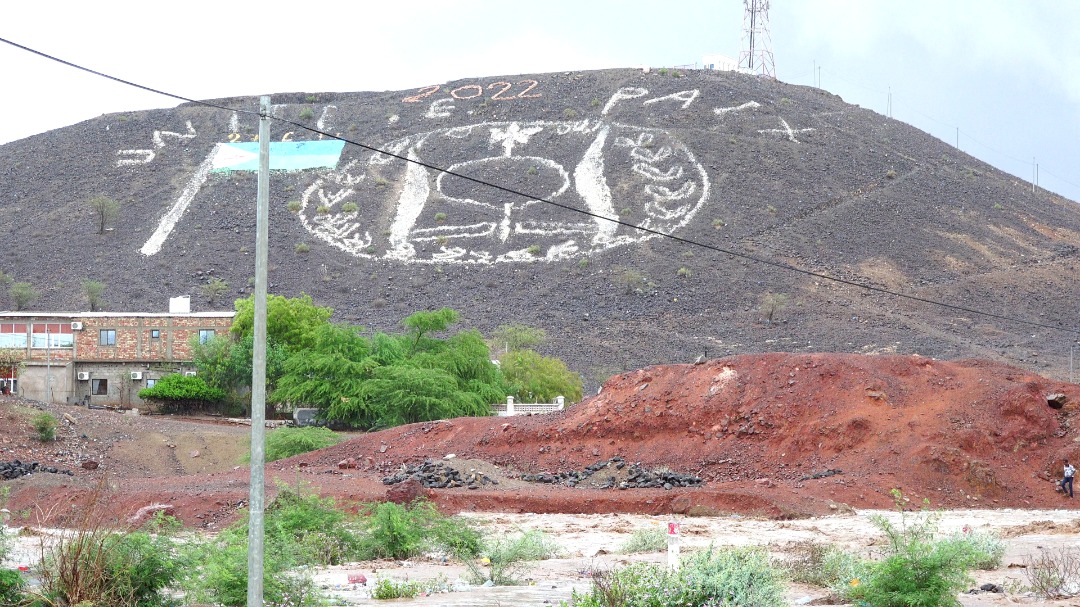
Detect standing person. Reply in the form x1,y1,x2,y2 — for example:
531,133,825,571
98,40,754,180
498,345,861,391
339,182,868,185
1062,460,1076,498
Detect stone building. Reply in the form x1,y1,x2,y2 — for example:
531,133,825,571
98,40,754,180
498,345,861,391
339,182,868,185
0,297,233,407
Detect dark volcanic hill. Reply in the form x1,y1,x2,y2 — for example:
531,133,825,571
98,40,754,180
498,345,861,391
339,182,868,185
2,68,1078,390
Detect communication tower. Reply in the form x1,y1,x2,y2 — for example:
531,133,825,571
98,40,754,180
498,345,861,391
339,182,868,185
738,0,775,78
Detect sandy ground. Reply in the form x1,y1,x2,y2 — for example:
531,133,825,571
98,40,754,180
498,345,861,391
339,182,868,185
302,508,1080,606
13,508,1065,606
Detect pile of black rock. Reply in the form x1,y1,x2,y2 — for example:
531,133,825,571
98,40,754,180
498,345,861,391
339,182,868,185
382,460,499,490
520,457,703,490
798,468,843,481
0,459,74,480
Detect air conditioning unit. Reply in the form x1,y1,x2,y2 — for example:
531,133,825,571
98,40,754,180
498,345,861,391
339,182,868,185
71,321,84,330
184,371,197,377
77,372,90,381
130,371,143,380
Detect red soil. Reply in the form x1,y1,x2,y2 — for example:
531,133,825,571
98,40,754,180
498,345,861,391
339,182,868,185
4,353,1079,527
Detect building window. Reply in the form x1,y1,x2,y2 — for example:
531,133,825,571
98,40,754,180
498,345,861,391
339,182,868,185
145,378,157,389
91,378,108,395
0,323,28,348
31,323,73,348
150,329,161,339
99,329,116,346
199,329,215,344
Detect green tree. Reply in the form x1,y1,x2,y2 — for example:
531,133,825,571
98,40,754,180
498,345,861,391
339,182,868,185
192,333,288,393
83,279,107,311
89,195,120,234
231,293,333,352
8,282,38,311
500,349,583,403
271,314,504,429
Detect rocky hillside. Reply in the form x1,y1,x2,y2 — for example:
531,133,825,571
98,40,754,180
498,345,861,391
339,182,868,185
1,68,1078,389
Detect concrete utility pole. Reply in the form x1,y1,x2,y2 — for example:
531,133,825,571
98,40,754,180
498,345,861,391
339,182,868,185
247,95,271,607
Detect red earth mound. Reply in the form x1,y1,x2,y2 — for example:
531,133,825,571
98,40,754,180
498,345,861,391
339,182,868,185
4,353,1079,527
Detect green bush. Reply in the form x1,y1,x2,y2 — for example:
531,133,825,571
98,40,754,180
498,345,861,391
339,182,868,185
358,500,482,561
372,577,422,599
783,540,868,597
31,412,58,442
181,490,340,606
37,526,183,607
0,569,24,607
943,529,1005,570
568,545,785,607
261,426,342,463
465,529,562,586
851,490,983,607
138,374,226,409
618,527,667,554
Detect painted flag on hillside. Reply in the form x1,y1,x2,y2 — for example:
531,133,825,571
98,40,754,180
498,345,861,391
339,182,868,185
210,140,346,172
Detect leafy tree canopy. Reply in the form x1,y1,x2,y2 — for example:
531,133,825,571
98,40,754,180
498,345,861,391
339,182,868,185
500,349,583,403
231,293,333,351
271,315,503,429
490,323,547,354
193,333,290,392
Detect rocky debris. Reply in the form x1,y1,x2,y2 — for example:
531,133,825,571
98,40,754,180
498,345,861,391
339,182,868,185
0,459,74,480
799,469,843,482
81,460,99,470
520,457,703,490
382,460,499,490
385,478,432,504
966,583,1004,594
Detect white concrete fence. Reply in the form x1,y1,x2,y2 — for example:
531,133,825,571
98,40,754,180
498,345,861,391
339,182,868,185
491,395,566,416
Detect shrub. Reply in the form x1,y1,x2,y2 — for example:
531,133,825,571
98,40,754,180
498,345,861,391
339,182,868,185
944,528,1005,570
676,266,692,278
262,426,342,463
315,205,330,215
434,212,447,221
295,242,310,253
465,529,562,585
286,200,301,213
0,569,23,606
615,269,648,294
564,108,579,119
31,413,58,442
851,490,984,607
783,540,868,597
182,489,346,605
37,525,183,607
341,202,359,213
298,107,314,120
372,577,421,599
526,244,541,256
357,499,483,562
618,527,667,554
8,282,38,311
568,545,785,607
200,277,229,304
1025,546,1080,599
886,169,897,179
138,374,226,412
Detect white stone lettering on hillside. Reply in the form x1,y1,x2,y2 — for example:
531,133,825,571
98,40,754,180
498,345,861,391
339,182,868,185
115,150,155,166
602,88,648,116
642,89,700,109
151,121,197,148
297,118,709,264
140,145,219,256
759,117,814,143
317,105,337,133
117,121,198,167
713,101,761,118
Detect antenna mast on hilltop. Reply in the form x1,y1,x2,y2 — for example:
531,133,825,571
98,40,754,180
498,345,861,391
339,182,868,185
739,0,775,78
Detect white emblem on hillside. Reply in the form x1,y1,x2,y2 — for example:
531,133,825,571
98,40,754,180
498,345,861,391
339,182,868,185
297,118,710,264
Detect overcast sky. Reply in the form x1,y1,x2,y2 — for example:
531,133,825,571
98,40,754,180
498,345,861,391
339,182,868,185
2,0,1077,202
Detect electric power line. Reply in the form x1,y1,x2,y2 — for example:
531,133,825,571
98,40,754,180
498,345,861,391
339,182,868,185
2,34,1077,338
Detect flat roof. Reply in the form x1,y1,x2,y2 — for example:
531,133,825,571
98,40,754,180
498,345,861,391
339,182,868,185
0,311,234,318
